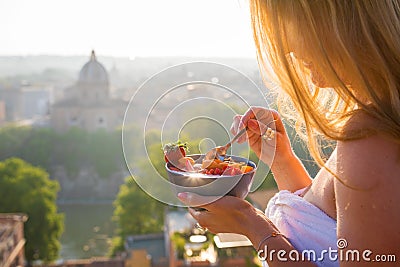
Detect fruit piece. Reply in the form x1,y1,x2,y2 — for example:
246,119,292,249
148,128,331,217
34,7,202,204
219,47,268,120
202,159,227,170
229,162,243,169
223,166,243,176
202,160,213,169
178,157,188,166
163,141,188,167
184,156,195,165
232,167,243,175
214,168,221,175
222,166,234,176
217,162,229,169
209,168,214,175
182,158,195,172
241,165,254,173
235,167,244,175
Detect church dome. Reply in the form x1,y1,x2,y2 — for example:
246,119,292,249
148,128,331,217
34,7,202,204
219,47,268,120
78,50,109,84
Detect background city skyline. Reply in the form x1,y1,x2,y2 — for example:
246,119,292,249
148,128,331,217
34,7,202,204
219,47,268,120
0,0,256,58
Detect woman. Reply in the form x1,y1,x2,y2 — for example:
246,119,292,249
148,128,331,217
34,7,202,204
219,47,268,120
178,1,400,266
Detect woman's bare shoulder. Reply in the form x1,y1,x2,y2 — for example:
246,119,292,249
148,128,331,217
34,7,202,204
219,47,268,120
334,136,400,255
334,129,400,255
336,133,400,189
338,111,400,189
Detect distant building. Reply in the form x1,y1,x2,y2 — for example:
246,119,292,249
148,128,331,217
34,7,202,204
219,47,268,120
0,84,53,124
0,213,28,267
51,51,127,132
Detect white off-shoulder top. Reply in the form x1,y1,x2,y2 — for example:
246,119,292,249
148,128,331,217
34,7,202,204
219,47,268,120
262,188,338,267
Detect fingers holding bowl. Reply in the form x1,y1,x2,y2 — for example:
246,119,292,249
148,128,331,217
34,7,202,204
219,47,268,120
185,194,254,234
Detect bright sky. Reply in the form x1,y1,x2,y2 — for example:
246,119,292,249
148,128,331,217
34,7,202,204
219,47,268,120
0,0,256,58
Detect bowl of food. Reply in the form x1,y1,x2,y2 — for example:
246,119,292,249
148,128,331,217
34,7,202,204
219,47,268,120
164,142,256,199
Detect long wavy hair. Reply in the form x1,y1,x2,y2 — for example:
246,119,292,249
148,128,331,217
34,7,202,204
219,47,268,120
249,0,400,166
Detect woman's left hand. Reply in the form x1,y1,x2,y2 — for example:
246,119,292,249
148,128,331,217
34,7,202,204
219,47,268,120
177,192,276,238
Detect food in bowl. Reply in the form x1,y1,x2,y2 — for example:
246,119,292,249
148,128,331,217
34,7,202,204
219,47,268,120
163,141,256,198
163,141,254,176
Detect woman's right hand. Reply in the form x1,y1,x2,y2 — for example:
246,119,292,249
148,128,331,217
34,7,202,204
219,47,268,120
231,107,312,191
230,107,294,166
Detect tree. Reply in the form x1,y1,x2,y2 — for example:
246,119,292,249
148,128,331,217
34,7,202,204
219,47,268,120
111,177,165,255
0,158,64,263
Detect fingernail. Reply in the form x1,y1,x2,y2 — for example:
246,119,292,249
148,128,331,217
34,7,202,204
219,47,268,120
177,192,188,200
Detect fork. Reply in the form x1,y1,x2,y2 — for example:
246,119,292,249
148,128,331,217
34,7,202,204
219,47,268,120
204,110,271,160
204,127,248,160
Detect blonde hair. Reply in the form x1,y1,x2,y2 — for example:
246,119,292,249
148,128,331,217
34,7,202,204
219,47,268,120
250,0,400,166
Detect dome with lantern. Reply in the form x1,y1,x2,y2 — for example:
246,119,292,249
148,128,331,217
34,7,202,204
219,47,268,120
78,50,109,85
51,50,127,132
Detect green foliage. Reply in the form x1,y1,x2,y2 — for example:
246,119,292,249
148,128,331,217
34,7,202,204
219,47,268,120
171,232,186,259
141,141,168,180
108,236,125,257
0,126,126,178
111,177,165,254
0,125,34,159
84,129,123,177
20,127,56,168
0,158,64,263
52,127,124,177
256,171,277,190
178,102,244,147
